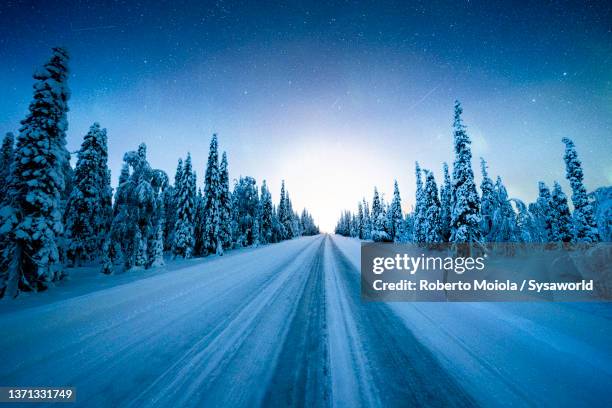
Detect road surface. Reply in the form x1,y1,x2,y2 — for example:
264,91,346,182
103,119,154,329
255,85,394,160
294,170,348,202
0,234,610,407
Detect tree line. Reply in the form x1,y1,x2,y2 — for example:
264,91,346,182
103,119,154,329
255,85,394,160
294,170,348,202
0,48,319,298
336,101,610,245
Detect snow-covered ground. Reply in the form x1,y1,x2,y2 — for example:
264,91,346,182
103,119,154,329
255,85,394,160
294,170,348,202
333,235,612,407
1,234,611,407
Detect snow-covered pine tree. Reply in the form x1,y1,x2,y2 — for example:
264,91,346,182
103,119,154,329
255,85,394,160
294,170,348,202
479,158,496,240
535,181,553,242
259,180,274,244
173,154,195,258
490,176,519,242
219,152,232,250
423,170,442,243
413,162,426,243
163,158,183,251
150,217,165,267
334,213,342,235
450,101,482,244
285,193,300,238
403,212,414,242
231,176,260,246
350,213,359,237
149,169,168,265
589,187,611,242
562,137,599,242
550,182,573,243
0,133,15,294
101,239,113,275
357,201,364,239
512,199,539,243
300,209,319,236
64,123,113,265
278,180,293,239
271,204,284,243
335,211,353,237
362,199,372,239
193,188,205,256
107,162,130,263
0,132,14,201
439,162,452,242
202,134,222,254
0,47,72,295
389,180,404,242
371,187,390,242
133,229,147,270
252,217,261,247
107,144,166,271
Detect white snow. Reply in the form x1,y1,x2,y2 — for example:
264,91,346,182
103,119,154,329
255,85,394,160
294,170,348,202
331,235,612,407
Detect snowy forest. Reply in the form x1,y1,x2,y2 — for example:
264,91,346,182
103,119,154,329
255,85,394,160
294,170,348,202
335,101,611,246
0,48,319,299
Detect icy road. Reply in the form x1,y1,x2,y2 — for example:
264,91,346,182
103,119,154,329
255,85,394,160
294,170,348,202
1,234,611,407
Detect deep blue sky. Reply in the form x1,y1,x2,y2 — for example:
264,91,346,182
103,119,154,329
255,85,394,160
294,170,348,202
1,0,611,230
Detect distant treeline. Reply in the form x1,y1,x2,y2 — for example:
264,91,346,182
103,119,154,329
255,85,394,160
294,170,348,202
336,102,610,245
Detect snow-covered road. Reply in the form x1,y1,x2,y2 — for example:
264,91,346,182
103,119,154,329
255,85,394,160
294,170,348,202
1,234,611,407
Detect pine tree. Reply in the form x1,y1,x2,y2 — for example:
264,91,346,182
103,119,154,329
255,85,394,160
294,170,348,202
490,176,518,242
173,154,195,258
403,212,414,241
133,229,147,270
389,180,403,241
0,133,15,291
259,180,274,243
535,181,553,242
450,101,482,244
0,132,14,201
101,239,113,275
64,123,112,265
589,187,612,242
550,182,573,243
271,204,284,243
300,209,319,236
371,187,390,242
108,162,132,268
362,199,372,239
357,201,365,239
439,162,452,242
278,180,292,239
193,188,205,256
335,211,354,237
108,143,166,270
413,162,426,243
479,158,496,240
202,134,222,254
0,47,71,295
562,137,599,242
350,213,359,237
513,199,539,243
423,170,442,243
150,219,165,267
285,193,300,238
231,176,260,246
163,158,183,250
219,152,232,250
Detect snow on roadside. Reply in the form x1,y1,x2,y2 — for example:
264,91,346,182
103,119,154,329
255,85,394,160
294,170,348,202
330,234,612,407
0,241,290,314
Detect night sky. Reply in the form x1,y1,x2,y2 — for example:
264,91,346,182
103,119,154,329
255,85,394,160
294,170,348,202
1,0,610,231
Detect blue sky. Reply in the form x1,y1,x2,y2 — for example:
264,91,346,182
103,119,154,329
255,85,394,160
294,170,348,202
1,1,610,230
